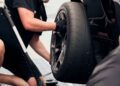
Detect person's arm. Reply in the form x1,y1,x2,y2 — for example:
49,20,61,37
17,7,56,32
30,34,50,62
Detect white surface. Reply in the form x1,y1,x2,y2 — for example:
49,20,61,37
0,0,5,8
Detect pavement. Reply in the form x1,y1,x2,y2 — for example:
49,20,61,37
0,0,86,86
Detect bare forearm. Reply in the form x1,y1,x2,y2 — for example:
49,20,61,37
30,35,50,62
18,7,56,32
26,18,56,32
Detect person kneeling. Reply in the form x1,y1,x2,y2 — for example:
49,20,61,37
0,39,29,86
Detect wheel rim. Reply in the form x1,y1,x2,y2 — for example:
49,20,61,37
51,10,67,73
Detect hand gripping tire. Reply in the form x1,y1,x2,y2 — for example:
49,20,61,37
50,2,96,84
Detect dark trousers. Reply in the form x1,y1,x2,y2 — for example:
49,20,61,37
3,48,41,81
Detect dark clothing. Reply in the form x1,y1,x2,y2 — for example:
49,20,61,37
2,0,45,81
87,46,120,86
3,49,42,81
87,0,120,85
5,0,42,46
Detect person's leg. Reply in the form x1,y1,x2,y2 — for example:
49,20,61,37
87,46,120,86
30,34,50,62
0,39,29,86
3,48,45,86
0,74,29,86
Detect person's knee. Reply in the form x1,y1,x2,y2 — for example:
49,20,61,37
27,76,46,86
11,76,29,86
27,77,37,86
0,39,5,66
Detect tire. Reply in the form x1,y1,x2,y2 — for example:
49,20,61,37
50,2,96,84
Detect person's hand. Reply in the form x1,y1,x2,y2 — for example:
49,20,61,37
55,20,66,32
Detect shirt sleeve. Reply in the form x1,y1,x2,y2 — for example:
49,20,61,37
13,0,34,12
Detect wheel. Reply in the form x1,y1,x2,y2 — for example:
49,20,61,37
50,2,96,84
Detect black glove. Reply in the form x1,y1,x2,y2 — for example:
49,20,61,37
55,20,66,32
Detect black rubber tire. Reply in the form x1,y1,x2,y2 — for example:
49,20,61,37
50,2,96,84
